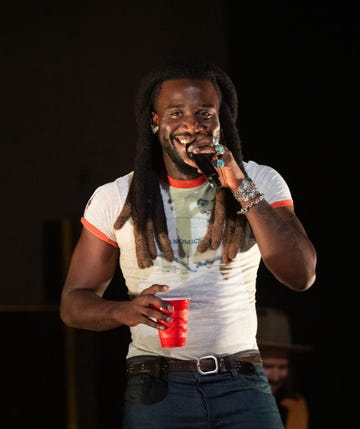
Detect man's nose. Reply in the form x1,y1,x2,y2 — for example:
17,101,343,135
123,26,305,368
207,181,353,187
184,116,204,133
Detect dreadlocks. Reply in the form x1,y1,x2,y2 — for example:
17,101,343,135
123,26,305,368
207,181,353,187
114,62,249,268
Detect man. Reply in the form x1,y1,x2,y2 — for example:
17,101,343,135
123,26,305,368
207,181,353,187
60,62,317,428
257,307,311,429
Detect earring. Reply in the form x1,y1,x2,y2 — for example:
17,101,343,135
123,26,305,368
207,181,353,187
151,124,159,134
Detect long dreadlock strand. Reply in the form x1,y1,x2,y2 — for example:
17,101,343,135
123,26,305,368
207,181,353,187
197,189,226,253
222,191,248,262
221,216,238,264
227,214,245,260
113,192,132,230
113,179,158,267
152,182,174,262
145,218,157,260
133,224,153,269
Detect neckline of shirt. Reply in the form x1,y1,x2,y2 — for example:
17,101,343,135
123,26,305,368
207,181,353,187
167,175,207,189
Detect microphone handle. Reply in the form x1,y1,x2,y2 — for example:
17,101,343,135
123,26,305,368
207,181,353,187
188,153,221,188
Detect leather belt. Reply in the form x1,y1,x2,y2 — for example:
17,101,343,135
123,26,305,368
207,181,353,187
127,353,262,376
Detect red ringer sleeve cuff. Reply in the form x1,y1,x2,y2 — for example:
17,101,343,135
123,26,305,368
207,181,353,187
81,217,118,248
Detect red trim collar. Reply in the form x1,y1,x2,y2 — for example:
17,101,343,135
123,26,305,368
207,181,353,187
167,175,207,188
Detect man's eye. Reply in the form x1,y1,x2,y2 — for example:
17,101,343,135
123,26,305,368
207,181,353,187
170,111,182,118
199,111,212,119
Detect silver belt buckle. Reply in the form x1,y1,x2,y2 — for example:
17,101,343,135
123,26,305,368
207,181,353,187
196,355,218,375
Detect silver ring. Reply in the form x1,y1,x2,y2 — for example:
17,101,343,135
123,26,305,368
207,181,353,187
216,159,225,168
212,136,219,145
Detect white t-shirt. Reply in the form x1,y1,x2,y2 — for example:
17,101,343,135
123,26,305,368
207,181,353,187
82,160,293,360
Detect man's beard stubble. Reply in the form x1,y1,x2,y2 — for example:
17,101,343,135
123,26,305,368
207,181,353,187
163,139,200,178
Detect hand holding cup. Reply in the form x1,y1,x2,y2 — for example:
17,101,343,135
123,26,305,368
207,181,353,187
156,297,190,348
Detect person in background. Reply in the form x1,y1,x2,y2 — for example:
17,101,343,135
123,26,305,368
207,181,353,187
257,306,311,429
60,62,317,428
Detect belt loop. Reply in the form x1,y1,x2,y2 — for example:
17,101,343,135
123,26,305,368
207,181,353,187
228,354,237,376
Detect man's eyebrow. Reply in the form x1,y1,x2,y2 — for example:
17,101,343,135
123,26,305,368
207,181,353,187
166,103,185,109
200,103,216,109
166,103,216,109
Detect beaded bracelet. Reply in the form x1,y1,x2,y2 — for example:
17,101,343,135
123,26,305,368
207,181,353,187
237,194,265,215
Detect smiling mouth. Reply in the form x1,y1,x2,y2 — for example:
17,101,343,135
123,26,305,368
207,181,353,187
173,135,196,146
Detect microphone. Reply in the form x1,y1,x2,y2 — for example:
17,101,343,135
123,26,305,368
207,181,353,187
186,145,221,188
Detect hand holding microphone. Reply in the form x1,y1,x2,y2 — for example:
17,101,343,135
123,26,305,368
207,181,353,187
186,140,222,188
177,134,225,188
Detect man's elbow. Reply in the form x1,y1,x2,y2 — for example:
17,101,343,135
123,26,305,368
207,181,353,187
59,299,75,328
285,270,317,292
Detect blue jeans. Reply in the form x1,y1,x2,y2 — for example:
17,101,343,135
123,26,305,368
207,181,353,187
122,364,284,429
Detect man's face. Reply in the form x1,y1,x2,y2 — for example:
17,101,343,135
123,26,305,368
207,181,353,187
152,78,221,177
262,355,290,395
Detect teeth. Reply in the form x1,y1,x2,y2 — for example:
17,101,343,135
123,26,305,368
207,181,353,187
176,136,195,145
176,137,189,145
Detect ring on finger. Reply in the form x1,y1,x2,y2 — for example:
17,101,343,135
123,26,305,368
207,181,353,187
215,144,225,155
216,159,225,168
212,136,219,145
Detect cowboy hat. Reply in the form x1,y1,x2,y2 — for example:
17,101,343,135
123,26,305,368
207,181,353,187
257,307,311,353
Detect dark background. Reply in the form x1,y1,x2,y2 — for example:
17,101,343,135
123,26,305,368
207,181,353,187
1,1,356,428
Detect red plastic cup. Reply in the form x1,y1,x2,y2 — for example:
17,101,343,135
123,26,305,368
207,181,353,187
157,297,190,348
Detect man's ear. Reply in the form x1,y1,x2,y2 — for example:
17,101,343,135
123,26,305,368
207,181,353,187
151,112,159,134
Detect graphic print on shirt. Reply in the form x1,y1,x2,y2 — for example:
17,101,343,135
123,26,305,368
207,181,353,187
165,183,221,272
